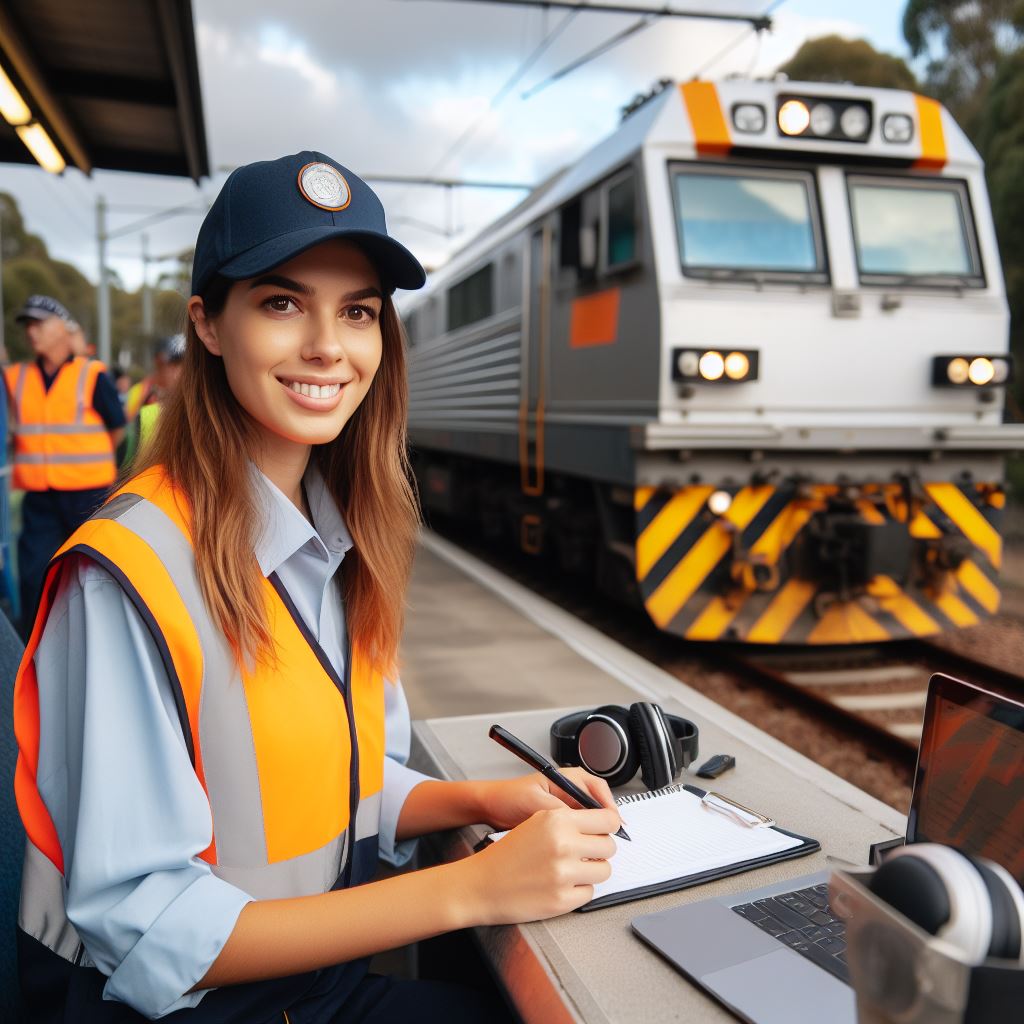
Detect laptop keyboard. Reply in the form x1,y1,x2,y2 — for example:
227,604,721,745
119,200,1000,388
731,883,849,984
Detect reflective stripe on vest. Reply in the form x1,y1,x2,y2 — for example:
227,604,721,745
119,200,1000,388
3,358,116,491
15,465,386,966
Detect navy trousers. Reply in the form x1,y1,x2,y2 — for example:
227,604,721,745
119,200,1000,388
18,487,110,638
335,973,516,1023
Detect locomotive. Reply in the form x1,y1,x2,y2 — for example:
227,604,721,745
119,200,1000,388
400,78,1024,645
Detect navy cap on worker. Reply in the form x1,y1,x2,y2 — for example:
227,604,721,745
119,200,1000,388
191,151,426,297
15,294,74,325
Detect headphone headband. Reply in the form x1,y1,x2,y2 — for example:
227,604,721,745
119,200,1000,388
551,704,699,786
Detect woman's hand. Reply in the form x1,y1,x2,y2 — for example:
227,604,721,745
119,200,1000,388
457,806,620,925
475,768,619,831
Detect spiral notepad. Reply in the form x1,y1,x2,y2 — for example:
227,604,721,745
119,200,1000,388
489,783,818,911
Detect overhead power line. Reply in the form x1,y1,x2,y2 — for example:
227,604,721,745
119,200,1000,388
521,13,655,98
410,0,772,30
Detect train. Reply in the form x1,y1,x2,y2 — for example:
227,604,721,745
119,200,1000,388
399,77,1024,646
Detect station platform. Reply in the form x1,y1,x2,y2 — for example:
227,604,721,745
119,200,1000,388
399,531,908,1023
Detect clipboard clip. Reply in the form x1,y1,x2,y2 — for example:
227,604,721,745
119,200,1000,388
701,791,775,828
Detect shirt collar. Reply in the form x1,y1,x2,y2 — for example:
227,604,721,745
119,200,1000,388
252,461,353,579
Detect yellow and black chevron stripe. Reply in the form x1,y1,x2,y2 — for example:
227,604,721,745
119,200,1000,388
633,481,1003,645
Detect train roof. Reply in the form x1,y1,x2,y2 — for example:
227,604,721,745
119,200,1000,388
409,78,977,296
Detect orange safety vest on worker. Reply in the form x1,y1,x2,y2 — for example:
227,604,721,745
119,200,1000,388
4,357,116,491
14,465,387,1019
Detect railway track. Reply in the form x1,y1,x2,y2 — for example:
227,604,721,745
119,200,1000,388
733,640,1024,751
425,521,1023,807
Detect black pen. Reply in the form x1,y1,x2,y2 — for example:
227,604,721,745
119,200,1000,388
489,724,631,841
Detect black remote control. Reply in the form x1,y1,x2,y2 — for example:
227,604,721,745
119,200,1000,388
695,754,735,779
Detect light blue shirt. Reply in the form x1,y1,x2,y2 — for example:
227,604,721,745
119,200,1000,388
32,463,432,1018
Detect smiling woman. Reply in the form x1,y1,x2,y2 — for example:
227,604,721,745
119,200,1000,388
12,151,623,1024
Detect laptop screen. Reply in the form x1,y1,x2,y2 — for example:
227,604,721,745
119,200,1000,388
908,674,1024,885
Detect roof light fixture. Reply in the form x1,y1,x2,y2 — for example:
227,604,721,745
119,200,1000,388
16,122,65,174
881,113,914,144
732,103,766,133
0,63,31,125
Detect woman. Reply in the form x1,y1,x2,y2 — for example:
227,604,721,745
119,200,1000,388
13,152,620,1023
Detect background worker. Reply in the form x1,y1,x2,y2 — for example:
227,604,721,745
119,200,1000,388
122,333,185,463
3,295,126,635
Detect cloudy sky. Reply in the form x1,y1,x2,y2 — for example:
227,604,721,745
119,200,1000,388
2,0,909,293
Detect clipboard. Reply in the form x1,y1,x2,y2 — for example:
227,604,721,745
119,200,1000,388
580,784,819,912
480,782,819,912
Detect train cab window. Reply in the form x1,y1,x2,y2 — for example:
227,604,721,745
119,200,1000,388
671,164,826,281
447,263,494,331
847,176,983,287
605,172,637,269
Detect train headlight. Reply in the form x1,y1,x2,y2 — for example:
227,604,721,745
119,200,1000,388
947,357,970,385
708,490,733,516
698,351,725,381
968,357,995,386
732,103,766,133
810,103,835,136
724,351,750,380
673,348,759,384
933,355,1012,388
677,350,700,378
882,113,914,143
778,99,810,136
840,105,870,139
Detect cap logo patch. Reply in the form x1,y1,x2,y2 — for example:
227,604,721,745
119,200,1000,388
298,162,351,211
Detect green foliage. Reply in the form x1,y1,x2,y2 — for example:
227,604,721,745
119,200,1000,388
0,191,186,368
973,48,1024,382
778,35,918,89
903,0,1024,132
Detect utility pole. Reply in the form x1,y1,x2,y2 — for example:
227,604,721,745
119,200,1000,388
141,232,153,336
96,195,111,366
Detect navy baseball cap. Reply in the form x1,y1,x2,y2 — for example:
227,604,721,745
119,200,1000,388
16,294,73,324
191,151,426,297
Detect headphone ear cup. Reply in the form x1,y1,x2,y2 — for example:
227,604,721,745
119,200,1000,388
965,856,1024,962
869,845,995,964
629,702,677,791
575,705,638,788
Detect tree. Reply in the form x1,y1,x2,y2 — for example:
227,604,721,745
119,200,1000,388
973,49,1024,370
0,191,185,368
903,0,1024,131
778,35,918,89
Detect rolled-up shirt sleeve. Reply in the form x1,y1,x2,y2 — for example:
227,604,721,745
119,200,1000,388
34,557,251,1018
378,677,433,867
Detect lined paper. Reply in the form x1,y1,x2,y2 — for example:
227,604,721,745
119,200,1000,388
592,787,801,899
489,785,802,901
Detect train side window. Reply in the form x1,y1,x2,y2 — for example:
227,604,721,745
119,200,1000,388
560,199,582,269
605,171,638,270
447,263,494,332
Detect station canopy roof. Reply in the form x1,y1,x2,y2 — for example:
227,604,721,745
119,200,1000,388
0,0,208,180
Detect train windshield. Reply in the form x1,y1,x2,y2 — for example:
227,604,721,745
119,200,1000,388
848,176,983,286
671,165,825,279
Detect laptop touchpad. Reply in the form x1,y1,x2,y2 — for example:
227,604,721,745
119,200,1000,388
703,948,856,1024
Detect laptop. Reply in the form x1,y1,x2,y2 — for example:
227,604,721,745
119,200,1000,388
631,673,1024,1024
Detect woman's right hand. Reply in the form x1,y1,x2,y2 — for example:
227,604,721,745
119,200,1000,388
455,806,620,925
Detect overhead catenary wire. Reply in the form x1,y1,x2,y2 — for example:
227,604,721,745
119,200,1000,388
521,13,657,99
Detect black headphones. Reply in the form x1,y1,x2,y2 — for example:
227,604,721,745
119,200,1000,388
550,702,699,790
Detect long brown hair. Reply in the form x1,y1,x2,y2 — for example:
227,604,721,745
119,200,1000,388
132,274,420,674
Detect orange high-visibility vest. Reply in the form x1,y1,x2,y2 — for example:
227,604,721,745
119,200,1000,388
15,465,387,975
4,357,116,490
